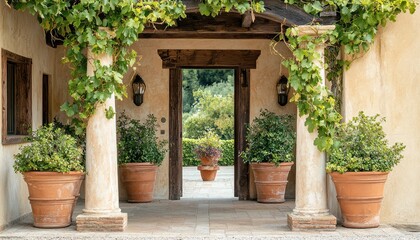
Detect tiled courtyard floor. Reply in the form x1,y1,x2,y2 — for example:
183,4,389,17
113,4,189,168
1,167,419,239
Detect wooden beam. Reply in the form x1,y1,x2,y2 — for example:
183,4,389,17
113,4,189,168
158,49,261,69
182,0,318,26
142,13,281,34
234,68,250,200
169,68,183,200
140,32,278,39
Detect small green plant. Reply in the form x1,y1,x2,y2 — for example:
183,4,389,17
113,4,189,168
13,124,84,173
194,131,222,165
117,112,167,166
327,112,406,174
241,109,296,165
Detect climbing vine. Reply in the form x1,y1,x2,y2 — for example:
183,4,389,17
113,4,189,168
273,0,417,151
5,0,417,150
6,0,264,133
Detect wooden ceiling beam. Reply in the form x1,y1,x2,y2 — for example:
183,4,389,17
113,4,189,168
158,49,261,69
140,12,282,39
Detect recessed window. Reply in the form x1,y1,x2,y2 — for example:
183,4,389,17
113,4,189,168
2,49,32,144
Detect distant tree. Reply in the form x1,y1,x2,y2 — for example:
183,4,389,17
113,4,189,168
182,69,234,113
182,69,199,113
183,89,234,140
196,69,234,86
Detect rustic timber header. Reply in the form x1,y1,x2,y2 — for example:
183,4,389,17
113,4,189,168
157,49,261,69
182,0,317,26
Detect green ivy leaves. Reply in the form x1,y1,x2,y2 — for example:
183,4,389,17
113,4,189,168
11,0,263,134
198,0,264,16
276,0,417,152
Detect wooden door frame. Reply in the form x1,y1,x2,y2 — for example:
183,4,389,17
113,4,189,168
158,49,260,200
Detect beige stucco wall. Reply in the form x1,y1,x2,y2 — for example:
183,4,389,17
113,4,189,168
0,2,57,229
51,38,296,201
111,39,297,200
335,10,420,224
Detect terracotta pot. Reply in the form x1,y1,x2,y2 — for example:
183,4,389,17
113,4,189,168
197,165,220,181
251,162,293,203
23,171,84,228
120,163,158,203
330,172,388,228
199,156,218,166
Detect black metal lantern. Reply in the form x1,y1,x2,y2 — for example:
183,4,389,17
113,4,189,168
132,74,146,106
277,75,289,106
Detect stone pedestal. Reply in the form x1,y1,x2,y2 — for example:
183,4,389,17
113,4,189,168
76,47,127,231
287,25,337,231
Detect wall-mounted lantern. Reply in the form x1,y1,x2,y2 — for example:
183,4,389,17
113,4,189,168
132,74,146,106
277,75,289,106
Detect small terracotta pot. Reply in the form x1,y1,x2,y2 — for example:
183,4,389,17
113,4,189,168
251,162,293,203
197,165,220,181
330,172,388,228
23,171,84,228
120,163,158,203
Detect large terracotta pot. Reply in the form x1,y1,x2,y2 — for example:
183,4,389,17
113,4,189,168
197,165,220,181
251,162,293,203
120,163,158,203
330,172,388,228
23,171,84,228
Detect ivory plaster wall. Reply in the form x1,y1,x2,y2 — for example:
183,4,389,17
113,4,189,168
335,10,420,224
0,1,56,229
114,39,297,200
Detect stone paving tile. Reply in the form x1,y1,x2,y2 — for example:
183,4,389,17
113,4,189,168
1,167,420,239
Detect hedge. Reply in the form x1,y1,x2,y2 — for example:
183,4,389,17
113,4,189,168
183,138,234,166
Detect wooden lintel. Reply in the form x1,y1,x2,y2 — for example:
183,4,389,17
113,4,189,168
140,32,277,39
157,49,261,69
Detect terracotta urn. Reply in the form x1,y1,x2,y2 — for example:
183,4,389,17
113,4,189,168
330,171,388,228
251,162,293,203
120,163,158,203
23,171,84,228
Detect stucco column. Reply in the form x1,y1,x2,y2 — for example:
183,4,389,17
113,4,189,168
76,46,127,231
287,25,337,231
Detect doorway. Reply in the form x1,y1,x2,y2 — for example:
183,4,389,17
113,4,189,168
181,68,235,199
158,49,261,200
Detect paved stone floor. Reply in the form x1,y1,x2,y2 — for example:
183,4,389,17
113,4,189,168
1,167,419,239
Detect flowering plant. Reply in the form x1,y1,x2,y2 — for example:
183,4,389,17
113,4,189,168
194,131,222,165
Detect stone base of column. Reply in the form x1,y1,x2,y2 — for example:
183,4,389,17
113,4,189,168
76,213,127,231
288,213,336,231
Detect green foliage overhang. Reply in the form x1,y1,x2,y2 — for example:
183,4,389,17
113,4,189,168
5,0,417,150
274,0,417,151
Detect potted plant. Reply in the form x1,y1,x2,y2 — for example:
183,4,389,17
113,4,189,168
195,131,222,181
241,109,296,203
117,112,167,203
13,123,85,228
327,111,405,228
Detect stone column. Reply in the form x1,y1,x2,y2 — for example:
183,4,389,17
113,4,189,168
287,25,337,231
76,47,127,231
